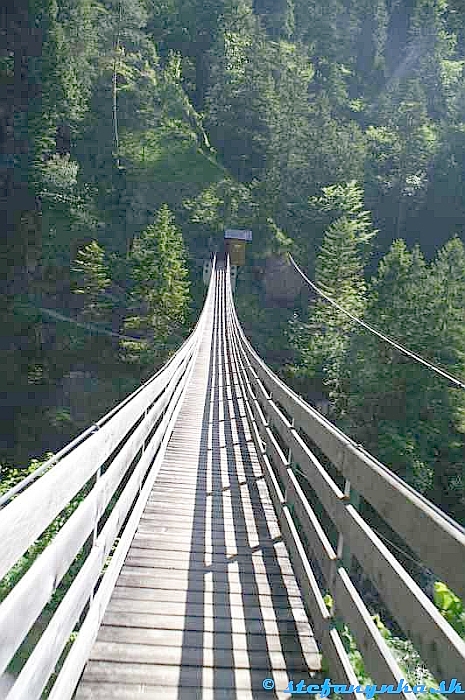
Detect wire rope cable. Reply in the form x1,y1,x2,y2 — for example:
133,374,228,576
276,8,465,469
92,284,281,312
289,254,465,391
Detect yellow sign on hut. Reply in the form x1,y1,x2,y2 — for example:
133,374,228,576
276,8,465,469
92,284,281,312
224,229,252,266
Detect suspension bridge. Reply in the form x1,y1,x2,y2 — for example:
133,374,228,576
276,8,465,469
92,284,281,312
0,260,464,699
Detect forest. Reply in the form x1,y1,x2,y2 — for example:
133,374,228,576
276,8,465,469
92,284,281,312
3,0,465,522
2,0,465,686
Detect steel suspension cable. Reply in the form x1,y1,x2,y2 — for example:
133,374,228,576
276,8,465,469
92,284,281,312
289,254,465,391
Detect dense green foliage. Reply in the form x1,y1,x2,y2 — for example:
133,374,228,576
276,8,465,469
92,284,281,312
338,237,465,522
121,204,190,368
287,182,377,406
3,0,465,688
324,594,447,698
3,0,465,535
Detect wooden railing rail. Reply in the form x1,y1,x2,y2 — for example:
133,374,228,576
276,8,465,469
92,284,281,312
0,261,216,700
225,261,465,691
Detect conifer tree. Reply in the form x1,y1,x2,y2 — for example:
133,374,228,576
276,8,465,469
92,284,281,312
344,238,465,523
206,21,277,183
122,204,190,368
289,182,376,409
427,237,465,518
72,240,112,321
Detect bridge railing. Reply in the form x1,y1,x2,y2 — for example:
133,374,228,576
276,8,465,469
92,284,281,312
0,262,216,700
225,262,465,693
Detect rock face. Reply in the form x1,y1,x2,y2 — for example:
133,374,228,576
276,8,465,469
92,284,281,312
262,255,305,306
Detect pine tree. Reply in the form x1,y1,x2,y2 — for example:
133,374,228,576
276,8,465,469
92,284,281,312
206,22,277,183
122,204,190,368
289,182,376,409
344,238,465,523
72,240,112,321
408,0,456,121
427,237,465,518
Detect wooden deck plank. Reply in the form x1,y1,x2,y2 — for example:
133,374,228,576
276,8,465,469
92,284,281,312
131,532,283,550
76,682,300,700
124,547,294,567
105,598,309,623
121,550,295,571
88,640,320,671
80,660,314,691
74,267,321,700
113,566,302,589
95,624,318,653
116,567,301,591
140,498,274,524
112,584,305,608
99,610,316,637
130,534,287,552
134,517,281,541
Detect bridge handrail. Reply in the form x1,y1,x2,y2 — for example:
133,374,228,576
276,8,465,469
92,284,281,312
0,261,216,700
225,262,465,689
225,269,465,595
0,288,214,510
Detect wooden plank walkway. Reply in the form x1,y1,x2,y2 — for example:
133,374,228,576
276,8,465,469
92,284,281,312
75,266,321,699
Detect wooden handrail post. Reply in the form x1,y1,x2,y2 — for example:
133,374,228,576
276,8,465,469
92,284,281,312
284,417,295,509
340,477,360,571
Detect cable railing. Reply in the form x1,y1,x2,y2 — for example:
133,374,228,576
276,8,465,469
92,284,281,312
224,259,465,691
0,261,216,700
